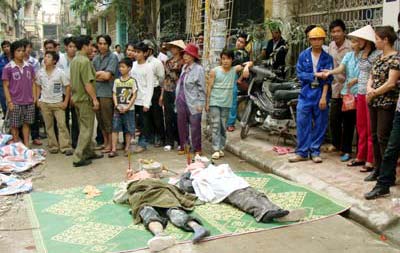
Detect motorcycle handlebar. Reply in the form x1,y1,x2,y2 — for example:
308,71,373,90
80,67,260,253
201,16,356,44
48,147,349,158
250,65,282,81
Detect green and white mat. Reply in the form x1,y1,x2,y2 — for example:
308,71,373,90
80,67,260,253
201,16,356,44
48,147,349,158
27,172,350,253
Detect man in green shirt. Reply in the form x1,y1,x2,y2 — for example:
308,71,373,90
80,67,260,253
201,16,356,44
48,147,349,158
70,35,103,167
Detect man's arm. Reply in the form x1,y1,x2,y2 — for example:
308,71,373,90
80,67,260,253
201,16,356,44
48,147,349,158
205,69,216,112
3,80,13,111
319,84,329,110
63,86,71,109
96,71,112,81
296,53,315,83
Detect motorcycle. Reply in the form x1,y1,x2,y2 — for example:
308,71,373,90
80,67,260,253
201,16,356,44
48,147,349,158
240,64,300,143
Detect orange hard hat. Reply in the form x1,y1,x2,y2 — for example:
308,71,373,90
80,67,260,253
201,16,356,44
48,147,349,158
308,27,326,39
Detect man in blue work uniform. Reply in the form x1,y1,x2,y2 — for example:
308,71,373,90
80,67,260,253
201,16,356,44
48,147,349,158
289,27,334,163
0,40,11,119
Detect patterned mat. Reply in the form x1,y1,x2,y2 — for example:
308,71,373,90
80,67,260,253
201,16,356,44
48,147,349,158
27,172,349,253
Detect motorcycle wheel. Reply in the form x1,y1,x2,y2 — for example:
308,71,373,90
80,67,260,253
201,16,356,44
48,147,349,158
241,124,250,139
240,101,253,139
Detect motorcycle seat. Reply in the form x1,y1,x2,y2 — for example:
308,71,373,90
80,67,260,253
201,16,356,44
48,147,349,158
273,89,300,101
268,82,299,93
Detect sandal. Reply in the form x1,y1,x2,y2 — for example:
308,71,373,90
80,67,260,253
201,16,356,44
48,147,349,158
101,149,111,154
108,151,118,158
347,160,365,167
360,166,374,173
227,126,235,132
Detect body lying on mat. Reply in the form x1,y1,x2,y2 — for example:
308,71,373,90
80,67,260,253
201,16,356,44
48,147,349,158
114,170,210,252
179,162,307,223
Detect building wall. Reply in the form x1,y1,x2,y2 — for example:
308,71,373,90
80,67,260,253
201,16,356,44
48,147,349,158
383,0,399,31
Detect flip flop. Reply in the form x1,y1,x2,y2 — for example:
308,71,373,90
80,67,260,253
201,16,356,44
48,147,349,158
347,160,366,167
360,166,374,173
101,149,111,154
227,126,235,132
108,151,118,158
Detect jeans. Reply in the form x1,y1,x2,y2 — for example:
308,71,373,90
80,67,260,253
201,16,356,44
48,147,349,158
329,98,343,150
139,206,199,232
227,81,238,126
377,111,400,187
210,106,230,151
369,105,395,171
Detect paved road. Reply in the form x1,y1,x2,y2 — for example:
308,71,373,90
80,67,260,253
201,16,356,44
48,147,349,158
1,141,399,253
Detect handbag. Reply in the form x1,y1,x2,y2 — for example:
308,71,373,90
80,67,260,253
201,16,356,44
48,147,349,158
342,88,356,112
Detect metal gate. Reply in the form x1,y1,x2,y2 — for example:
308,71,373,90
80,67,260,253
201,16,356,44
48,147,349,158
294,0,383,32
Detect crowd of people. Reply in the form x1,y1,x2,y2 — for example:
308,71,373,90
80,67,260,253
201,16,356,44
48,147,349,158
289,17,400,200
0,15,399,201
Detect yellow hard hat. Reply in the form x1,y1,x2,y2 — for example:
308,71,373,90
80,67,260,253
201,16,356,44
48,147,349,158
308,27,326,39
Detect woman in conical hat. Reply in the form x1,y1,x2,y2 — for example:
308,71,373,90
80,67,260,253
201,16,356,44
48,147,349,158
346,25,381,172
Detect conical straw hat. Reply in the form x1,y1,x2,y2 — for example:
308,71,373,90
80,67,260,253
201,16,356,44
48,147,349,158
348,25,376,44
166,40,186,50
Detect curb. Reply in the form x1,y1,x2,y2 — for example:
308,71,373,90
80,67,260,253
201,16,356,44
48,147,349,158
224,138,400,247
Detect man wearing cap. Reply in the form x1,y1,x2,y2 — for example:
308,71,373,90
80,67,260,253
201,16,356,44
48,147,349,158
288,27,334,163
160,40,185,150
143,39,166,147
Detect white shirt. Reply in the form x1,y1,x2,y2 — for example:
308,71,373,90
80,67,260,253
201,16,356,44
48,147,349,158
146,55,165,88
190,164,249,203
57,54,74,79
157,52,168,64
114,51,124,61
130,62,154,108
36,67,69,103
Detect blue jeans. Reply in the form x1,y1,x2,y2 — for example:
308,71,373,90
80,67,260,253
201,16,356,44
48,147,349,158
227,80,238,126
112,110,135,134
210,106,230,151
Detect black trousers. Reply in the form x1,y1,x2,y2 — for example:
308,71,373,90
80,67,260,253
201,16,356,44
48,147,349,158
149,86,165,144
329,98,343,150
30,106,41,140
224,187,281,222
163,91,179,146
377,111,400,187
341,109,356,154
369,105,396,172
135,105,152,148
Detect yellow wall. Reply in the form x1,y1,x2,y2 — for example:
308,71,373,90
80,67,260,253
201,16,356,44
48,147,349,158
264,0,273,18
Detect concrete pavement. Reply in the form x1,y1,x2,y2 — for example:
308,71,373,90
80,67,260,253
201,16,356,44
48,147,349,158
223,125,400,246
0,140,399,252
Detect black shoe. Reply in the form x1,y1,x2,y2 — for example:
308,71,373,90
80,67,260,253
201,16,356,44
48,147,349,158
364,169,379,182
73,159,92,167
261,209,290,223
88,153,104,160
364,186,390,200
